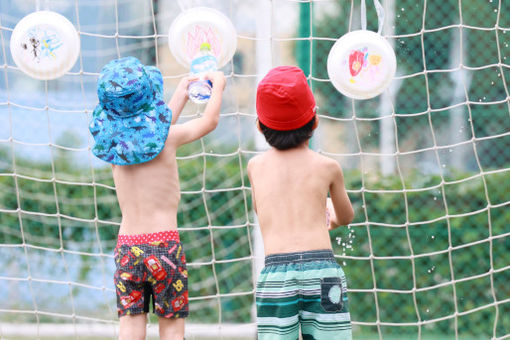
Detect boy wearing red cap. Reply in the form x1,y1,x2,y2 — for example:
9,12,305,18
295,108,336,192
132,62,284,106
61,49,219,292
248,66,354,339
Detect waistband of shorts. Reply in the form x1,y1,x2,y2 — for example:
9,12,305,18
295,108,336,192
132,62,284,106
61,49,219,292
117,230,180,246
264,249,335,266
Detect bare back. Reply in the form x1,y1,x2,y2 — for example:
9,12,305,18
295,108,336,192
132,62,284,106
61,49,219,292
248,144,352,255
113,133,181,235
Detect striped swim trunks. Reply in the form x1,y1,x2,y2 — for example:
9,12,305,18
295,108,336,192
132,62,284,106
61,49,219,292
256,249,352,340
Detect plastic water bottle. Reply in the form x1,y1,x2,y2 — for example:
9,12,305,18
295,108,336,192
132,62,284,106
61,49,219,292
188,42,217,104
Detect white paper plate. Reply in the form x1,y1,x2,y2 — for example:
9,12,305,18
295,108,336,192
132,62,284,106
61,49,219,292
10,11,80,80
168,7,237,68
327,30,396,100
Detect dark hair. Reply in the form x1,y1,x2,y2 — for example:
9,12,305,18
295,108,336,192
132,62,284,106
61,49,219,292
258,116,316,150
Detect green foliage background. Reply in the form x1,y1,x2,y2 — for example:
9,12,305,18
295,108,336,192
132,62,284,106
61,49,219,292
1,141,509,337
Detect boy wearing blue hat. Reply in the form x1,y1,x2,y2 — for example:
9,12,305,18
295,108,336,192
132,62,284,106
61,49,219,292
89,56,226,340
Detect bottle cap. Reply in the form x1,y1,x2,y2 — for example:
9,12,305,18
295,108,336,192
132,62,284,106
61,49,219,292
200,42,211,51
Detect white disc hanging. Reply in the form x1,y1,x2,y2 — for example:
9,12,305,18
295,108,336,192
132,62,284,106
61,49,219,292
168,7,237,68
10,11,80,80
327,30,396,100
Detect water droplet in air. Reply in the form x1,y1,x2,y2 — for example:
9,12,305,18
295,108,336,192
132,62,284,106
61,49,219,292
433,197,437,201
426,308,430,313
401,7,405,11
431,235,435,239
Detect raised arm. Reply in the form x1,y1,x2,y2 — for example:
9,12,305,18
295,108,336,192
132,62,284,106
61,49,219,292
327,161,354,229
168,71,226,147
167,76,197,124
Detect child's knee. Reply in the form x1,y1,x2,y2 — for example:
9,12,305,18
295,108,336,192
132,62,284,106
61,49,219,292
159,317,185,340
119,314,147,340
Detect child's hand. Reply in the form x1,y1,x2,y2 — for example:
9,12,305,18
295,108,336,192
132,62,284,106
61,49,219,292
326,197,338,230
168,75,199,124
176,76,198,99
205,71,226,91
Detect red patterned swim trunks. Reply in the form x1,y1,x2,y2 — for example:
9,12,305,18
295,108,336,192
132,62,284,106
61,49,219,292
113,230,188,318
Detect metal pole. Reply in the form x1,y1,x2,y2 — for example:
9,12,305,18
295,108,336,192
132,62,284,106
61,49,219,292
297,1,311,77
252,0,272,323
379,0,396,175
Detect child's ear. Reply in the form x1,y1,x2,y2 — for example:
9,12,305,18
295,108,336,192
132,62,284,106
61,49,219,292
312,115,319,130
256,119,263,133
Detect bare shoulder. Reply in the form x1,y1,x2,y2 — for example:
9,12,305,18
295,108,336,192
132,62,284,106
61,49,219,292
312,151,339,166
165,123,184,146
313,152,343,175
247,153,264,173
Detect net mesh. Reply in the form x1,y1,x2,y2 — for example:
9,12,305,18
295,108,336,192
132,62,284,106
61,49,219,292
0,0,509,339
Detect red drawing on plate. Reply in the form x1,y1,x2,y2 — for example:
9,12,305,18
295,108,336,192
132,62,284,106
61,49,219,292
349,50,365,77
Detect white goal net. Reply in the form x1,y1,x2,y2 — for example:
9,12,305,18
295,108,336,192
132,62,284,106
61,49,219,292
0,0,509,339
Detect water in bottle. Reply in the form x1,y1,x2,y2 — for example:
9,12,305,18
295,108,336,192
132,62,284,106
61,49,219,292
188,42,217,104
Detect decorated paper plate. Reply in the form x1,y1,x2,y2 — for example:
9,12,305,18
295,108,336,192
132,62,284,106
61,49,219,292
168,7,237,68
10,11,80,80
327,30,396,100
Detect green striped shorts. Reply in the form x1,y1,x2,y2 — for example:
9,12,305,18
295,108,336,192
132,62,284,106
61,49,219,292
256,250,352,340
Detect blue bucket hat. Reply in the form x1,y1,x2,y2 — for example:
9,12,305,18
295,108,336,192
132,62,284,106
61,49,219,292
89,56,172,165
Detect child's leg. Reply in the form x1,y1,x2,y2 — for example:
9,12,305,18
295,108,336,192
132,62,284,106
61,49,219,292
256,259,300,340
119,314,147,340
159,317,185,340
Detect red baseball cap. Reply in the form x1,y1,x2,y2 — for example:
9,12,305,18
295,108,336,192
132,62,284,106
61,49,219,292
256,66,316,131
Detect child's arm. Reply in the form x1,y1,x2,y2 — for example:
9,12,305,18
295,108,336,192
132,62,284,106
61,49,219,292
247,158,258,214
167,76,197,124
327,162,354,229
168,71,226,147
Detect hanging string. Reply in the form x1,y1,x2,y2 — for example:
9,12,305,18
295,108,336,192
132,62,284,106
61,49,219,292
361,0,367,30
360,0,385,34
373,0,385,34
177,0,194,12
